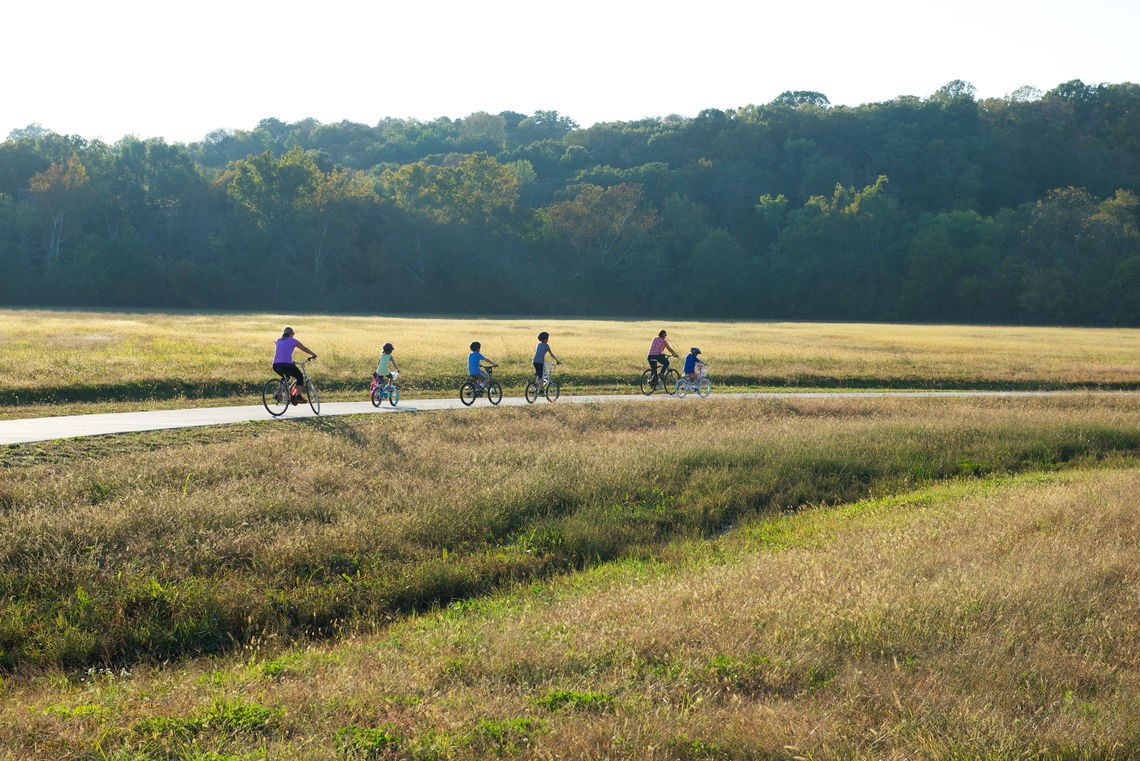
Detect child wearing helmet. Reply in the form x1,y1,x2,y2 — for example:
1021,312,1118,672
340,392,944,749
374,342,399,389
533,331,561,391
683,347,705,379
468,341,497,388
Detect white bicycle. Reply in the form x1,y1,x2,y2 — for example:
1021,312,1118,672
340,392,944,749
674,366,711,398
525,362,561,403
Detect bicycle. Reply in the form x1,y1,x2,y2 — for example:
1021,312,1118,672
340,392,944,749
459,366,502,406
674,366,712,398
370,370,400,407
262,358,320,416
639,362,680,396
525,362,561,403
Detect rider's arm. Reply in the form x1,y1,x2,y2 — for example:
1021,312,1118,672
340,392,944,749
390,357,400,371
664,340,678,357
295,342,317,359
548,348,560,364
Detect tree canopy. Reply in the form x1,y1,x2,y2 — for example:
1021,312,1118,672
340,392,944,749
2,80,1139,324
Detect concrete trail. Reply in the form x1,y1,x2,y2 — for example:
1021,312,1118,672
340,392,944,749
0,389,1116,446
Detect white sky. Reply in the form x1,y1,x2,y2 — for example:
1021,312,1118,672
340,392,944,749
3,0,1137,145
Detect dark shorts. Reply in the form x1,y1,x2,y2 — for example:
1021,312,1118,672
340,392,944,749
273,362,304,388
648,354,670,371
533,362,545,377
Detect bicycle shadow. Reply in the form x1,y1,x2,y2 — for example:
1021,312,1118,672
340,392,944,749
296,415,369,446
295,404,421,445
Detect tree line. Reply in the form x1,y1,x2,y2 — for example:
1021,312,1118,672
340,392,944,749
1,79,1138,324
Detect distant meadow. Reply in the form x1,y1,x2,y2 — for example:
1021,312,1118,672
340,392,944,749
1,310,1138,417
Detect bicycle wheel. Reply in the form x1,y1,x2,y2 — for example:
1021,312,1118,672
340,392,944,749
662,368,681,395
263,378,289,416
460,380,477,406
697,378,712,397
371,385,383,408
674,378,688,398
306,378,320,415
525,380,538,404
544,379,560,402
487,381,503,406
389,386,399,406
639,369,656,395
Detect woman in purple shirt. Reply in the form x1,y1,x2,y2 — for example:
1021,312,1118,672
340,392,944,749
272,327,317,403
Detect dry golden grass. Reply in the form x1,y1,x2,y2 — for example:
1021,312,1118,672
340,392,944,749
1,309,1138,415
3,393,1140,676
2,464,1137,759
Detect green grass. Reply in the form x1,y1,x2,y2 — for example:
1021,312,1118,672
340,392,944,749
3,464,1139,759
2,395,1139,675
2,321,1140,761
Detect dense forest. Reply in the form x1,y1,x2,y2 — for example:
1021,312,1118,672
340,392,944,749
1,79,1139,324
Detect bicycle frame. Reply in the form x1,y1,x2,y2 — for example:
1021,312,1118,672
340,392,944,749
682,366,707,390
276,359,312,395
371,370,398,394
265,357,320,416
539,362,557,389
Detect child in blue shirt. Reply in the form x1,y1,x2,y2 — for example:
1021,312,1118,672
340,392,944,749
683,347,706,378
468,341,497,387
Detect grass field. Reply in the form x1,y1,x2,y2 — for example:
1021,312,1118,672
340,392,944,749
2,392,1140,758
3,310,1140,758
1,309,1139,417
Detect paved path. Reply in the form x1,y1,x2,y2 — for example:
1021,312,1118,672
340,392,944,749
0,390,1121,446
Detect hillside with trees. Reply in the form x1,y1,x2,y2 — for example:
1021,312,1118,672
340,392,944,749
1,79,1138,324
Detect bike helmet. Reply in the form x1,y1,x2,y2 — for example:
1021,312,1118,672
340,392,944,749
690,347,701,354
538,331,549,342
470,341,481,351
382,342,394,352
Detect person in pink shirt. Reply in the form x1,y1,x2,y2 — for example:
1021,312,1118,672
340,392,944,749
272,326,317,404
647,329,679,389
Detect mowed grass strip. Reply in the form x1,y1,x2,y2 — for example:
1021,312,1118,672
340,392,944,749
2,309,1139,413
2,468,1137,759
1,395,1139,675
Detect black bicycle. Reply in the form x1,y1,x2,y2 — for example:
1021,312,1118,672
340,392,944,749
459,366,503,406
263,358,320,416
639,362,680,396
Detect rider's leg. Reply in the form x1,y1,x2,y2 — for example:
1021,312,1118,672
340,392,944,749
288,367,306,402
273,363,305,402
648,357,659,384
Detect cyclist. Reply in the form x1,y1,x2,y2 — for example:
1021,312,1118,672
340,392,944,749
647,329,679,389
682,347,706,386
272,327,317,404
468,341,497,388
533,331,561,391
375,342,399,391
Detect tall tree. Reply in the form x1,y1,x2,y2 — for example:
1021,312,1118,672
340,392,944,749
27,153,89,275
540,182,657,281
226,148,322,305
